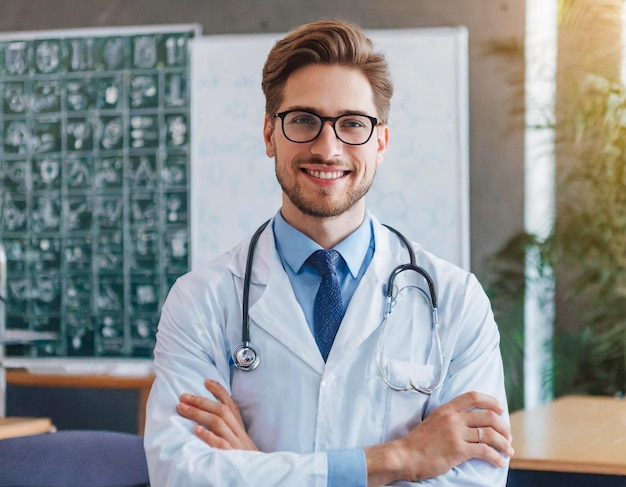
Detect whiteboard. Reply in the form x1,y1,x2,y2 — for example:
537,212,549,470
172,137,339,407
190,27,469,270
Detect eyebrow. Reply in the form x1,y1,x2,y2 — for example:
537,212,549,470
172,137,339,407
282,106,374,117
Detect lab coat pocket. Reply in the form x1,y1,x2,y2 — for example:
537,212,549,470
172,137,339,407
385,360,435,389
383,360,434,441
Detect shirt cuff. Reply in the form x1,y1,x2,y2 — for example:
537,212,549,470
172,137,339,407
327,448,367,487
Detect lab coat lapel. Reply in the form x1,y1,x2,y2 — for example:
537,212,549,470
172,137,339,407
327,219,403,365
246,228,325,374
327,267,385,362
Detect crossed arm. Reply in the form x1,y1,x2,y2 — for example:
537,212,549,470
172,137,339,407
177,379,514,486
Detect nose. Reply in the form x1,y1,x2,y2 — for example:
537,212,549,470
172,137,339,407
309,120,344,159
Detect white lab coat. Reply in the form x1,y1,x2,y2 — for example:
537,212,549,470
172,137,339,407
144,216,509,486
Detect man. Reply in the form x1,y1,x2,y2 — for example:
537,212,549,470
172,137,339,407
145,18,513,486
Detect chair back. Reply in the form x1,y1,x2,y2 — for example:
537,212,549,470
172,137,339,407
0,430,150,487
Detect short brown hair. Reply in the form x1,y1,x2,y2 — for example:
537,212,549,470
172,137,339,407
262,19,394,123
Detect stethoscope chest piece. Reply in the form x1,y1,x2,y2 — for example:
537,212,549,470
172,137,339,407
233,342,260,371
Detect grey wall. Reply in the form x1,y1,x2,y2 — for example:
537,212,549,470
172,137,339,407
0,0,525,278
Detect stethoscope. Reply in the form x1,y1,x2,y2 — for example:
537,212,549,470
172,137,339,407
232,219,444,395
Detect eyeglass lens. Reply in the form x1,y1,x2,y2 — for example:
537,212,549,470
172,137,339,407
280,111,375,145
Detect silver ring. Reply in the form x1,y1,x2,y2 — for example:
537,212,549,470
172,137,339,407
476,428,483,444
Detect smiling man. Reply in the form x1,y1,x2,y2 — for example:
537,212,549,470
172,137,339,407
144,19,513,486
270,63,386,247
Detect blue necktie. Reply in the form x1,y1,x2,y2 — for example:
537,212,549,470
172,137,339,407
308,249,344,361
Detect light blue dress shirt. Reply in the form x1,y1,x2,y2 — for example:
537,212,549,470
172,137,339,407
272,211,374,487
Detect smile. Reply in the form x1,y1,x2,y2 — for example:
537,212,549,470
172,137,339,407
304,169,347,180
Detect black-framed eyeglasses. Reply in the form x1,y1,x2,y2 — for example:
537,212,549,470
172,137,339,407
275,110,379,146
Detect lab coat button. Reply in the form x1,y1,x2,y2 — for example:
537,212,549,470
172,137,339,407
321,374,336,388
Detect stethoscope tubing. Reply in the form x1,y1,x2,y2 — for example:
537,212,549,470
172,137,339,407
233,219,270,371
376,283,444,395
241,219,270,343
233,219,443,395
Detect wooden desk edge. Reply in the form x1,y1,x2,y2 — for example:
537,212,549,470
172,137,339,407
511,458,626,476
0,417,55,440
6,370,154,389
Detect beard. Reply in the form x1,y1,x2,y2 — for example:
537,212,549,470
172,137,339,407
275,155,376,218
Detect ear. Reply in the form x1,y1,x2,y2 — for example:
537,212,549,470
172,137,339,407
263,114,276,158
375,124,389,166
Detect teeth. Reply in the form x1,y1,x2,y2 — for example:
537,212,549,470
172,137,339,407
307,169,345,180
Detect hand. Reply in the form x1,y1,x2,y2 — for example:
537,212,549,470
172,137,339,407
177,379,259,451
365,391,514,486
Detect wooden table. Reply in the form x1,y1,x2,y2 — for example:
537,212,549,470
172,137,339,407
0,416,54,440
6,370,154,435
510,395,626,475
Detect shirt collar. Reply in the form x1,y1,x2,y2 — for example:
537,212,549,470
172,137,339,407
273,211,373,278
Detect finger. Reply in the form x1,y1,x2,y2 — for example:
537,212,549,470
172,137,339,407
464,409,512,442
448,391,504,415
203,379,232,404
193,424,233,450
177,396,235,434
179,391,250,445
466,426,484,445
180,390,239,426
204,380,245,426
202,383,259,451
179,391,219,411
480,427,514,458
464,424,514,459
470,441,509,468
177,401,241,446
176,399,219,426
179,393,229,424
